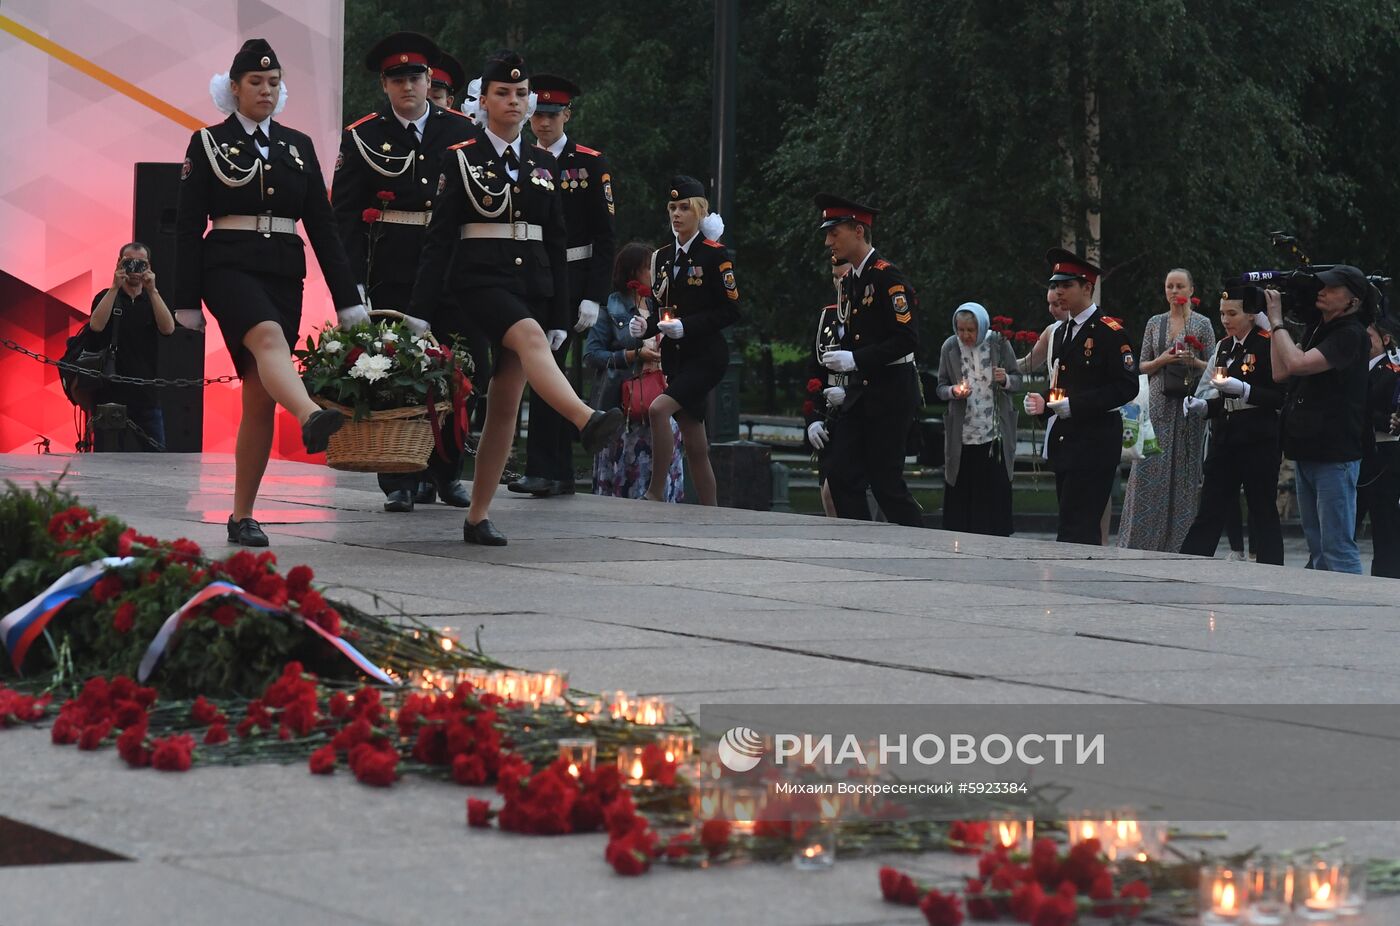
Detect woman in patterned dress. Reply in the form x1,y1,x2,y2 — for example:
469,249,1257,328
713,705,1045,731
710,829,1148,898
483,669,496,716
1117,269,1216,551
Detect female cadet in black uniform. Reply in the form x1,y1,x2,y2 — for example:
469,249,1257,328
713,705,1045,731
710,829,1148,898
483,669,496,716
627,177,738,506
1357,317,1400,577
174,39,364,547
1178,286,1285,564
410,50,623,546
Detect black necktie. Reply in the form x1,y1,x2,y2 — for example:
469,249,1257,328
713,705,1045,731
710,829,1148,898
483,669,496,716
407,122,420,146
674,247,688,280
502,145,519,175
251,127,270,151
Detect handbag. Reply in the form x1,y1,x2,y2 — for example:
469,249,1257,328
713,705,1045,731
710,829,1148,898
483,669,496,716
1157,320,1200,399
60,304,123,409
622,368,666,422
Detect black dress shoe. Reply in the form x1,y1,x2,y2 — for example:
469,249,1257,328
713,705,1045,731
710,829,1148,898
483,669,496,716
508,475,555,496
383,489,414,512
227,516,269,547
579,408,624,455
462,517,507,546
435,479,471,507
551,478,577,496
301,408,345,454
413,481,437,505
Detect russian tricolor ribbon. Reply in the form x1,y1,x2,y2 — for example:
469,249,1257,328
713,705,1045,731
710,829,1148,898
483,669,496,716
0,556,134,673
137,580,396,686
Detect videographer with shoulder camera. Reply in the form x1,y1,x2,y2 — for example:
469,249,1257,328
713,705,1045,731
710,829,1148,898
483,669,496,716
1266,264,1371,573
88,242,177,449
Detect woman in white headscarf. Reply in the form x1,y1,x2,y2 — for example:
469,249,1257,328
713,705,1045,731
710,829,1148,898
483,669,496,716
936,302,1021,535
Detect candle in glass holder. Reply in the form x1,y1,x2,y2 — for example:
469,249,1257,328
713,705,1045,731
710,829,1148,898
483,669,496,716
633,696,670,726
993,818,1034,855
538,669,568,705
724,786,764,834
557,737,596,779
1214,365,1229,382
1338,857,1366,916
1048,387,1066,403
606,690,637,721
617,745,649,784
659,732,694,764
956,380,970,398
1200,865,1247,924
1245,857,1293,926
691,779,723,821
793,820,837,871
1301,859,1340,921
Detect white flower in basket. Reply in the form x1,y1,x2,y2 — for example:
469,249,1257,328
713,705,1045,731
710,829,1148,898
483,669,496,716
348,352,393,382
322,339,343,354
381,330,399,342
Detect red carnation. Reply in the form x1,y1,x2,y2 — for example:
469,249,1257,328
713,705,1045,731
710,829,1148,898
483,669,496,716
664,832,696,860
965,878,999,920
1031,837,1062,885
112,602,137,634
802,399,816,417
625,280,653,298
700,819,731,856
362,208,383,224
203,723,229,745
1118,880,1150,919
452,753,488,786
1190,296,1201,306
1173,295,1188,305
806,377,823,393
919,888,965,926
352,749,398,787
949,820,990,854
309,744,337,775
91,574,124,604
328,691,352,718
77,720,111,751
467,798,493,828
286,564,314,598
209,604,239,628
151,734,195,772
116,722,151,768
1088,869,1117,917
344,346,365,367
606,824,658,877
880,866,923,905
375,190,396,203
191,696,221,726
1010,881,1048,921
1030,891,1077,926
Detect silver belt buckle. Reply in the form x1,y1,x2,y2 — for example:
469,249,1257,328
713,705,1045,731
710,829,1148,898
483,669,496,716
510,221,530,240
256,214,273,233
830,373,848,387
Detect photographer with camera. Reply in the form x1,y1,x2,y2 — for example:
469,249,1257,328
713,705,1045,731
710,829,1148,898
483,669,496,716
1266,264,1371,573
87,242,176,449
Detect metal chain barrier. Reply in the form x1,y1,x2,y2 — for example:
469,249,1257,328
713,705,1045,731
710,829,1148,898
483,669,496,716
1,337,238,388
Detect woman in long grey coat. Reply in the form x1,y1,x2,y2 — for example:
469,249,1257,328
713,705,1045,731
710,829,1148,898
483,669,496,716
936,302,1021,535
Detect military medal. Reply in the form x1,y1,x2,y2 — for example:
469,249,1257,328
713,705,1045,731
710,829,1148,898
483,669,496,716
381,141,393,152
483,194,493,206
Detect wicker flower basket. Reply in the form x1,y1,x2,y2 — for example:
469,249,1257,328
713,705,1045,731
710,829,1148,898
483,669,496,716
313,398,451,473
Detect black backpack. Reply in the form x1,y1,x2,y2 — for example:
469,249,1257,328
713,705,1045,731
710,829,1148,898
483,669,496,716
59,308,121,409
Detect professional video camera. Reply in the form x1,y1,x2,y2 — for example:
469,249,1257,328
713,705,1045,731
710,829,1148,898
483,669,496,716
1227,232,1391,326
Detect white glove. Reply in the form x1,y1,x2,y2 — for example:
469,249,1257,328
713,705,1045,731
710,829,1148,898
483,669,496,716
823,386,846,407
174,309,206,331
1183,396,1209,418
807,420,829,450
337,304,371,328
547,329,568,352
1047,397,1071,419
1253,311,1271,331
628,315,648,338
821,350,856,372
1023,392,1045,415
657,319,685,340
1216,376,1249,399
400,313,431,337
574,299,600,332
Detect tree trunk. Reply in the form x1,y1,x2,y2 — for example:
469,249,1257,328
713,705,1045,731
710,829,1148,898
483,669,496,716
1083,80,1102,301
1053,0,1077,253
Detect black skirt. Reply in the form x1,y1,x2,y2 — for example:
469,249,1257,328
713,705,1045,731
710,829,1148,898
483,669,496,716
662,334,728,422
456,287,537,343
202,267,304,375
942,441,1013,536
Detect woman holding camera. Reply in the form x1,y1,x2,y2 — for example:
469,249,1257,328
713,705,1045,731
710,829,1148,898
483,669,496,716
585,242,685,500
627,177,738,506
174,39,365,547
1117,268,1215,552
1179,287,1284,564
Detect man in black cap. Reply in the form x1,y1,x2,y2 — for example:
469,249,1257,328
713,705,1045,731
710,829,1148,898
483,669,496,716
814,193,924,527
509,73,617,497
332,31,476,512
1023,248,1138,545
428,53,466,112
1266,264,1372,573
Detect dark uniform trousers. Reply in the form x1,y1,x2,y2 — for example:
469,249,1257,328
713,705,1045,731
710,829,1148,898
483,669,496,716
1180,329,1285,565
827,364,923,527
1051,429,1121,545
1357,441,1400,578
521,140,615,486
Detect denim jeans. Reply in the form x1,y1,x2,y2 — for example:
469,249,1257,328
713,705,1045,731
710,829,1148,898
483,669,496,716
1294,459,1361,574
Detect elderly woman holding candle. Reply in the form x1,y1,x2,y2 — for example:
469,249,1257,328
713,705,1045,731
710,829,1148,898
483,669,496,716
936,302,1020,535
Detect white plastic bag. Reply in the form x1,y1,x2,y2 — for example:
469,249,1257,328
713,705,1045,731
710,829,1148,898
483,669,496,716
1121,374,1161,462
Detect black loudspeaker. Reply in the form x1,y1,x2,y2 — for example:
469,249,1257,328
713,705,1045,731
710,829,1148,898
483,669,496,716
134,163,204,452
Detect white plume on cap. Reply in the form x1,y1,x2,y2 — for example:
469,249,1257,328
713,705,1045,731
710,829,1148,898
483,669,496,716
209,72,288,116
700,212,725,242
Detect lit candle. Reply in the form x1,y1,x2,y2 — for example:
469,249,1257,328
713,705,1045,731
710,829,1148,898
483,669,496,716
1302,861,1340,919
557,738,596,779
724,786,764,834
1214,365,1228,382
793,820,837,871
956,379,969,398
994,818,1034,853
691,780,723,821
659,733,694,764
1200,866,1248,924
617,745,649,784
1048,387,1066,403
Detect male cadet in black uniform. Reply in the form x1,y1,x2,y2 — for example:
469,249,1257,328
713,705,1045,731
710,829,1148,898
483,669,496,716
815,194,924,527
1023,249,1138,544
508,74,617,496
332,32,475,512
428,52,466,112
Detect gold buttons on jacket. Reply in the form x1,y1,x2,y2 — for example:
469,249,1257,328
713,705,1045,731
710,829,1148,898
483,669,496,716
265,187,275,195
418,154,425,161
513,186,521,194
421,178,428,184
514,257,523,266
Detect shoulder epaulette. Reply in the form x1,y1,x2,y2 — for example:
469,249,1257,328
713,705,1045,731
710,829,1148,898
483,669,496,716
701,238,725,249
1256,327,1272,340
1387,361,1400,374
443,108,470,119
448,139,477,150
822,303,837,313
872,259,892,271
1101,316,1124,331
345,112,377,131
574,143,602,157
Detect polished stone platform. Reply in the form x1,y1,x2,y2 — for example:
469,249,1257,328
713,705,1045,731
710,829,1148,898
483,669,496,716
0,453,1394,925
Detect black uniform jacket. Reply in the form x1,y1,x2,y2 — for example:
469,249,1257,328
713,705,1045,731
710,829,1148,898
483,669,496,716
1037,308,1139,469
331,104,476,307
1203,326,1283,454
640,237,740,362
837,251,919,412
173,114,359,312
410,127,569,331
554,138,616,306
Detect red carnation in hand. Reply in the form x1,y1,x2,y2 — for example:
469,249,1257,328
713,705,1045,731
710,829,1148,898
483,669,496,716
112,602,137,634
880,866,923,905
918,888,965,926
151,734,195,772
467,798,493,828
625,280,653,298
1185,334,1205,353
309,744,337,775
807,377,823,393
802,399,816,417
375,190,396,203
1190,296,1201,306
362,208,383,224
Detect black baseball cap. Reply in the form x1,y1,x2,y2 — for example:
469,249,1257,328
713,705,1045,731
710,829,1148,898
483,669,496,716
1314,265,1369,300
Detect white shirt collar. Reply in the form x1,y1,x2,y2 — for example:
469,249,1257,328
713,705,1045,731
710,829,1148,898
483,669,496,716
1070,303,1098,328
546,133,568,159
1371,353,1386,371
394,105,430,136
675,230,701,255
853,247,876,277
233,110,271,138
483,125,522,161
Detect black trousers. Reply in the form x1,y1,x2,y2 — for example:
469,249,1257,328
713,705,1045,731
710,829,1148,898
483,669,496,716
1180,440,1284,565
522,330,578,483
1053,460,1117,545
942,442,1013,536
827,387,924,528
1356,441,1400,579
